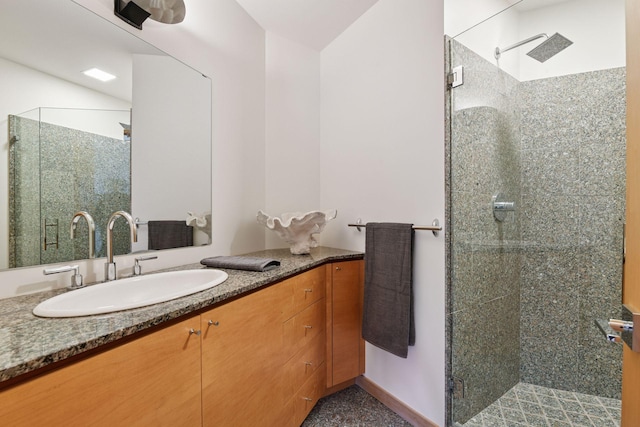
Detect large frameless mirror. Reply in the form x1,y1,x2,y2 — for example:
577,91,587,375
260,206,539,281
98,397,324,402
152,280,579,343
1,0,212,271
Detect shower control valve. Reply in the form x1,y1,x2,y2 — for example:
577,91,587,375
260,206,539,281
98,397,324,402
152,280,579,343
492,192,516,222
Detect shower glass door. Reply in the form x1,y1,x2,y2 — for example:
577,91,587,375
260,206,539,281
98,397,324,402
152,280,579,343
448,1,626,426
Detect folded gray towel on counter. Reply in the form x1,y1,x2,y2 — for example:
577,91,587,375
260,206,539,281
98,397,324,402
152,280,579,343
362,222,415,358
200,256,281,272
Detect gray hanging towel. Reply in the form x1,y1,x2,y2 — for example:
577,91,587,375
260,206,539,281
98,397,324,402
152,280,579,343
148,220,193,250
362,222,415,358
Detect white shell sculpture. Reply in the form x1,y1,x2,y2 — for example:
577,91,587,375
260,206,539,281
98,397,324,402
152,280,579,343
257,209,338,255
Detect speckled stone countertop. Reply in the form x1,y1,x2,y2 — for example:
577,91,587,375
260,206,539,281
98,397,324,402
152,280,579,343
0,247,363,384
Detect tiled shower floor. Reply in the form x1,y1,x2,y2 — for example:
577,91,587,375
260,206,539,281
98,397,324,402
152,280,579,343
460,383,621,427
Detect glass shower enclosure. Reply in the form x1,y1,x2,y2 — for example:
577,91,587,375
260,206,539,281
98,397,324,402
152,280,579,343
9,107,132,268
447,1,626,426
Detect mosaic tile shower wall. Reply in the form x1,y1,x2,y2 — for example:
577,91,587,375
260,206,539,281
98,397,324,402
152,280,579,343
449,39,625,424
519,68,625,399
9,115,131,267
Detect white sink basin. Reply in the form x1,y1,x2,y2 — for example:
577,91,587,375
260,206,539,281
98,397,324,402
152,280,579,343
33,269,228,318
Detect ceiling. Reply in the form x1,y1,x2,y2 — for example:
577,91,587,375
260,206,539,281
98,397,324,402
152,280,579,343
234,0,379,51
513,0,573,11
0,0,380,106
2,0,579,104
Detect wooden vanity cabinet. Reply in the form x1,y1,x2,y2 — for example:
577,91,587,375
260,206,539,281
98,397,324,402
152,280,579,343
201,266,328,427
200,278,293,427
283,267,327,426
0,259,365,427
0,316,202,427
326,260,365,388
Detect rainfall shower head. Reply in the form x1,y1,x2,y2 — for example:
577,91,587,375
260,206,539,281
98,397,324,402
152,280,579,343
494,32,573,62
526,33,573,62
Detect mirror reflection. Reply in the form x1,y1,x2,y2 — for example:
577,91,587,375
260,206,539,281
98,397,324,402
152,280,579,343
1,0,212,271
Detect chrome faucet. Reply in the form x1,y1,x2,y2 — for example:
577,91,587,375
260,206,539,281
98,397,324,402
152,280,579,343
44,265,84,289
70,211,96,259
133,255,158,276
105,211,138,281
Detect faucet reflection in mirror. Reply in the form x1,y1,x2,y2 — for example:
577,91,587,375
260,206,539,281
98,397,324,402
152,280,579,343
70,211,96,259
105,211,138,281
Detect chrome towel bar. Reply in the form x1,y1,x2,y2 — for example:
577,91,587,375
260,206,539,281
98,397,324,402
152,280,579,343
134,217,148,226
348,218,442,237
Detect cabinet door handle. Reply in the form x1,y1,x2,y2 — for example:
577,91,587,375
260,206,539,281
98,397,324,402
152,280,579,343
304,288,313,293
207,320,220,327
305,361,313,366
335,266,342,271
304,325,313,329
189,328,202,336
303,397,313,402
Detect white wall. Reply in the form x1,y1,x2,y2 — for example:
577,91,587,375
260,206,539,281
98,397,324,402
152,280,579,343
264,33,321,249
445,0,519,37
131,54,211,251
37,108,130,140
320,0,445,424
448,0,625,82
0,0,266,298
0,57,130,271
517,0,625,81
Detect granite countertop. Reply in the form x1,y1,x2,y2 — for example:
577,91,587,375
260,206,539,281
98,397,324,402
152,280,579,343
0,247,363,384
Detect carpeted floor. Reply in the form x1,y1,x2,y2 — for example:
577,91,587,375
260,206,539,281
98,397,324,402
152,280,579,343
301,385,413,427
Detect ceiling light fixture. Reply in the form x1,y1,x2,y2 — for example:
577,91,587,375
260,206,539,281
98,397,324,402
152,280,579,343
83,68,117,82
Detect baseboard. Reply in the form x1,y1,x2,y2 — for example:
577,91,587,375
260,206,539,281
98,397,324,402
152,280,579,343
323,379,356,397
355,376,439,427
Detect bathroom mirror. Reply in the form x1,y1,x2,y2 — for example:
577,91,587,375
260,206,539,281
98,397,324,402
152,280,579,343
0,0,212,270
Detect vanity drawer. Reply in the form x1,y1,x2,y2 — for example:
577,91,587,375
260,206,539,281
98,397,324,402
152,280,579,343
294,363,326,426
284,298,325,356
284,331,325,396
292,268,325,313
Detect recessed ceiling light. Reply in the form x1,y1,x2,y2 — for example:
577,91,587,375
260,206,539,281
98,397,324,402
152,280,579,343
82,68,116,82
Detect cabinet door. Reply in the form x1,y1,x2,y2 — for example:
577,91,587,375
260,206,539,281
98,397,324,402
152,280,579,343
0,316,202,427
201,281,292,427
327,260,365,387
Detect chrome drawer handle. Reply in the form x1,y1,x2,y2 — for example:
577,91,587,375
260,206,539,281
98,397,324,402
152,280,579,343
189,329,201,336
207,320,220,327
303,397,313,402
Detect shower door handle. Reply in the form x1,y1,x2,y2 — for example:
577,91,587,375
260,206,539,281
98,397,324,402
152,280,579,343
595,319,622,344
609,319,634,333
607,305,640,352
